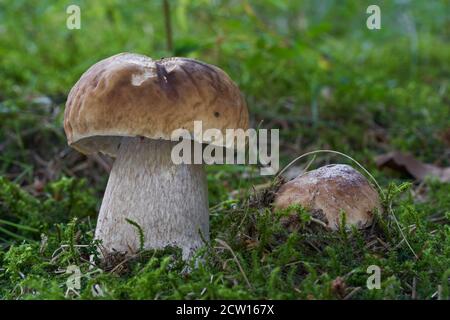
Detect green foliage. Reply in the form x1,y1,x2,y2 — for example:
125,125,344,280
42,178,97,223
3,243,42,282
0,176,97,246
0,177,41,240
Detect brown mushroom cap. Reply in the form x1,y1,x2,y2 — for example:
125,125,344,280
274,164,382,230
64,53,248,156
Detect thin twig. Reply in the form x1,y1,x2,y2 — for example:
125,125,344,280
215,238,253,290
163,0,173,52
344,287,361,300
108,253,139,274
412,277,417,299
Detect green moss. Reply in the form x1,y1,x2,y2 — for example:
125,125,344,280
0,177,448,300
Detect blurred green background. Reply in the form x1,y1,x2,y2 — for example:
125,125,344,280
1,0,448,186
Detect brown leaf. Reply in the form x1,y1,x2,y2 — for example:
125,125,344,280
331,277,347,299
375,151,450,183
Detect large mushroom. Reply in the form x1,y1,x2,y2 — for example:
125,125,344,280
274,164,382,230
64,53,248,259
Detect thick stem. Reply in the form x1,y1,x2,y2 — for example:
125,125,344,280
95,137,209,259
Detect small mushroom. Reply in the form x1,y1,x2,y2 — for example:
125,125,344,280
64,53,248,259
274,164,382,230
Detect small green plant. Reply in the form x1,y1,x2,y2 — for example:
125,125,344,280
125,218,145,252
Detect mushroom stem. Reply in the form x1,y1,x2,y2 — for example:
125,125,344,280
95,137,209,259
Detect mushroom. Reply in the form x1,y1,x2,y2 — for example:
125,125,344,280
274,164,382,230
64,53,248,259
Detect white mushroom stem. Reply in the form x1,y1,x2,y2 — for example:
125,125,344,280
95,137,209,259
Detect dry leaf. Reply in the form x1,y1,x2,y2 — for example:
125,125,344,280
375,151,450,183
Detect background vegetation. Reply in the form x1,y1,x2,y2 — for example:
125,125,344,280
0,0,449,299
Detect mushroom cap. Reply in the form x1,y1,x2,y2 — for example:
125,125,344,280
64,53,248,156
274,164,382,230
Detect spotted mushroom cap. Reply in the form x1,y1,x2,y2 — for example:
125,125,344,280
274,164,382,230
64,53,248,156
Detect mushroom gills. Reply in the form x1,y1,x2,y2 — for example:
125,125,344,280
95,136,209,259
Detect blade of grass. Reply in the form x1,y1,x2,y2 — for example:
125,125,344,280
0,226,32,241
0,218,39,233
